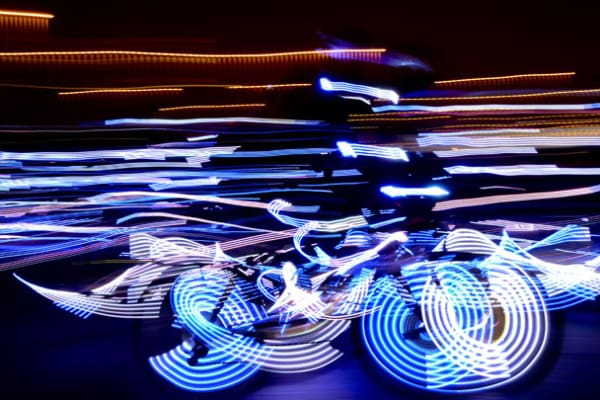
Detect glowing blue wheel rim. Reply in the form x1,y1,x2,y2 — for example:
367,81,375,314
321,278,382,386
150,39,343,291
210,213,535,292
361,259,549,393
149,268,267,392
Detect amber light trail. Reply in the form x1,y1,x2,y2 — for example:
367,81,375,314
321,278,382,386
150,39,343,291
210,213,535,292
159,103,266,112
0,10,54,19
226,83,313,90
0,49,386,64
434,72,576,88
398,88,600,103
58,88,184,96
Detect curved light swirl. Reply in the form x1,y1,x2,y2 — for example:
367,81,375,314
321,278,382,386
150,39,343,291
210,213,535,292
420,262,500,388
421,259,549,391
149,268,268,392
361,273,456,390
362,258,549,393
258,319,351,373
149,339,258,392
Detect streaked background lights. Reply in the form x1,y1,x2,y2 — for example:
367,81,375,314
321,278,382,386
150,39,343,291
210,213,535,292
3,7,600,398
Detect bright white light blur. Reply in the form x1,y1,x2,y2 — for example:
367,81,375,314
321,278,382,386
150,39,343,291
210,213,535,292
381,185,449,198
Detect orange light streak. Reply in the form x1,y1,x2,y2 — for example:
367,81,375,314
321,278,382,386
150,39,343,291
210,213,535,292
433,119,600,131
57,88,184,96
159,103,265,112
458,112,600,122
348,115,452,122
0,48,385,61
0,82,312,91
0,10,54,19
226,83,313,90
434,72,575,87
399,88,600,102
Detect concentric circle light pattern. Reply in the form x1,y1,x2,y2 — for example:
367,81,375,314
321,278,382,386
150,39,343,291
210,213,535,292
149,268,267,392
361,258,549,393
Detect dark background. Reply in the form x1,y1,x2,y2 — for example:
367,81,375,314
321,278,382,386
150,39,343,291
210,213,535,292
2,1,600,399
4,0,600,80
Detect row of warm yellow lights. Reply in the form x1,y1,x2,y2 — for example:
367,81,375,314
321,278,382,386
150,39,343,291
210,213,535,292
377,88,600,103
57,88,184,96
0,10,54,19
159,103,266,112
0,48,385,59
347,115,600,130
54,84,312,96
427,122,600,132
434,72,575,87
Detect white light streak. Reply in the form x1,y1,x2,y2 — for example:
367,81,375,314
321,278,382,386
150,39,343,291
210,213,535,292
373,102,600,113
381,185,449,198
433,147,538,157
433,184,600,211
319,77,399,104
446,164,600,176
105,117,324,126
336,141,408,161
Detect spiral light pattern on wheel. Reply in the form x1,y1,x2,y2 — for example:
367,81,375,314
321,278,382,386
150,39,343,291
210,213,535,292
362,257,549,393
149,268,267,392
361,273,451,389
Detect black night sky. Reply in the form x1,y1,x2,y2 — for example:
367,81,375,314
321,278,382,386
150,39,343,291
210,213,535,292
5,0,600,79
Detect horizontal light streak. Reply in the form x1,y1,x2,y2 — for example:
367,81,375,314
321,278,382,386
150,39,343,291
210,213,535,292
211,147,334,158
0,10,54,19
433,147,538,157
445,164,600,176
105,117,323,126
433,184,600,211
434,72,575,87
419,128,541,137
347,115,453,123
0,48,385,61
470,219,569,232
419,135,600,148
226,83,312,90
58,88,183,96
381,185,449,197
148,169,359,191
0,146,238,162
398,88,600,102
19,161,208,173
0,222,122,234
159,103,265,112
374,103,600,113
91,191,315,212
0,173,220,191
187,134,219,142
0,83,311,94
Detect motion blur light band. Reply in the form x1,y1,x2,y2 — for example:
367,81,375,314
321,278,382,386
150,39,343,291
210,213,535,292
337,141,409,161
319,77,400,104
104,117,324,126
380,185,449,198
